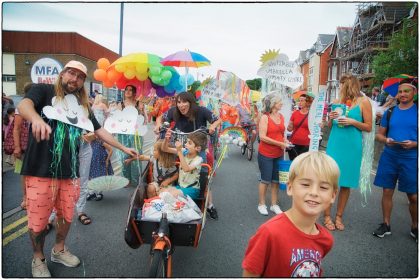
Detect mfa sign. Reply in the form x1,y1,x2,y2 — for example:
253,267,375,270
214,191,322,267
31,58,63,84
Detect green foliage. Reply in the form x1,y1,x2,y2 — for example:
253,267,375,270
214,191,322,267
372,18,418,84
246,78,262,91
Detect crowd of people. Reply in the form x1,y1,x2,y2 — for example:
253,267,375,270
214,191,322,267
2,58,417,277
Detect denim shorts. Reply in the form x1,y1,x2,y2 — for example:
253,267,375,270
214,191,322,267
257,153,280,184
374,150,418,194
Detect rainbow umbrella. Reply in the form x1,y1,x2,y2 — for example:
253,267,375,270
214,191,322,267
382,74,415,97
161,50,211,90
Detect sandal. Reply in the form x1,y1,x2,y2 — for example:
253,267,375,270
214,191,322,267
335,215,345,231
20,200,27,210
94,193,104,201
323,216,336,231
78,213,91,225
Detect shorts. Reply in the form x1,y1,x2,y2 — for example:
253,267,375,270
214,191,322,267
175,184,200,199
374,150,418,194
257,153,280,185
25,176,80,232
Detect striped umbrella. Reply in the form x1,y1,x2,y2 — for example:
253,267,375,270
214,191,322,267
161,50,211,90
382,74,416,97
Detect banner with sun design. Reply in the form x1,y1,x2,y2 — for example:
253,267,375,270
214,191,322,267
257,51,303,90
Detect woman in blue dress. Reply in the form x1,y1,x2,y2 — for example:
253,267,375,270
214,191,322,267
324,74,372,231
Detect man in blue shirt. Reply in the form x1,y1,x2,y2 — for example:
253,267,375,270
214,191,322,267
372,78,418,242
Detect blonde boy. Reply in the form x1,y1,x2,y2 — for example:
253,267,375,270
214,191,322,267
242,151,339,277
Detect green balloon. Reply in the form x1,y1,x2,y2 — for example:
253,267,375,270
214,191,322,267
150,66,161,76
161,70,172,80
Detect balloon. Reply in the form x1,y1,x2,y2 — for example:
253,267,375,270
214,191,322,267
187,74,195,85
155,86,166,98
116,77,128,89
124,69,136,80
149,66,162,76
97,58,110,70
115,64,126,73
136,72,149,81
93,69,107,81
103,79,114,88
179,75,186,86
107,69,122,83
161,78,170,86
136,64,148,74
161,70,172,80
151,75,164,85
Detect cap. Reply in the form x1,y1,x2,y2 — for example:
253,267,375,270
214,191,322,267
64,60,87,76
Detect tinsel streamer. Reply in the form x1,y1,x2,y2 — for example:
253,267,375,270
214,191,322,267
134,131,143,175
68,125,82,179
359,99,376,207
50,122,82,179
50,122,66,178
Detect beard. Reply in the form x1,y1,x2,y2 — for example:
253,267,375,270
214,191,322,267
62,80,82,94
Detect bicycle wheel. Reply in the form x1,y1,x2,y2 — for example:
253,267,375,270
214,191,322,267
241,144,246,155
148,249,168,278
247,141,254,161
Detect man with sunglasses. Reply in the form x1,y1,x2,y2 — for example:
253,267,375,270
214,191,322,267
373,78,418,242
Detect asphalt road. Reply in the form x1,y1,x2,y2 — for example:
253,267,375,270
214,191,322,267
2,134,418,277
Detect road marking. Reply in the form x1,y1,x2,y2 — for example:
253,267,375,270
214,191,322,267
3,225,28,246
3,216,27,234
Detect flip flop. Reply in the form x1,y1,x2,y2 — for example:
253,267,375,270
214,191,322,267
323,216,336,231
78,213,91,225
94,193,104,201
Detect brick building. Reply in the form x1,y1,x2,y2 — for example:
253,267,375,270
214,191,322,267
2,30,119,96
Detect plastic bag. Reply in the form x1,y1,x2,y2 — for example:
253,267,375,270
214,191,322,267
141,192,202,223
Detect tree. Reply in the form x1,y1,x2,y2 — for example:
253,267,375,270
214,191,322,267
246,78,262,91
372,18,418,84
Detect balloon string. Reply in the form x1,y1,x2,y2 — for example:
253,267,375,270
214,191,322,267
134,131,143,175
50,122,65,178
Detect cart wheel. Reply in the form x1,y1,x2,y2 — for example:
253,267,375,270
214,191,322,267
241,144,246,155
149,249,169,277
247,142,253,161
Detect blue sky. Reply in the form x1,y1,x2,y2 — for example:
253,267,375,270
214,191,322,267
3,2,358,81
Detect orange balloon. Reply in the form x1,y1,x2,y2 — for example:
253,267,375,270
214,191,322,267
103,79,114,88
107,69,122,83
93,69,107,81
97,58,110,70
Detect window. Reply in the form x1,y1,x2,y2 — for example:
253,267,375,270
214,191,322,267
308,67,314,87
2,75,16,82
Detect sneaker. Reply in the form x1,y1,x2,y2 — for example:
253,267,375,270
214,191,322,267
86,193,97,201
373,223,391,238
410,228,418,242
32,258,51,277
257,204,268,216
51,246,80,267
270,205,283,215
207,206,219,220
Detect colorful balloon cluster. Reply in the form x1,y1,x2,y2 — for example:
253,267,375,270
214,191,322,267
93,57,184,98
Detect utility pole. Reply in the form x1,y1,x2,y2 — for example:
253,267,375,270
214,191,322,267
117,2,124,102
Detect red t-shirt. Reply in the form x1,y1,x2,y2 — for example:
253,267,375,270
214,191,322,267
289,110,310,146
242,214,334,277
258,114,284,158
